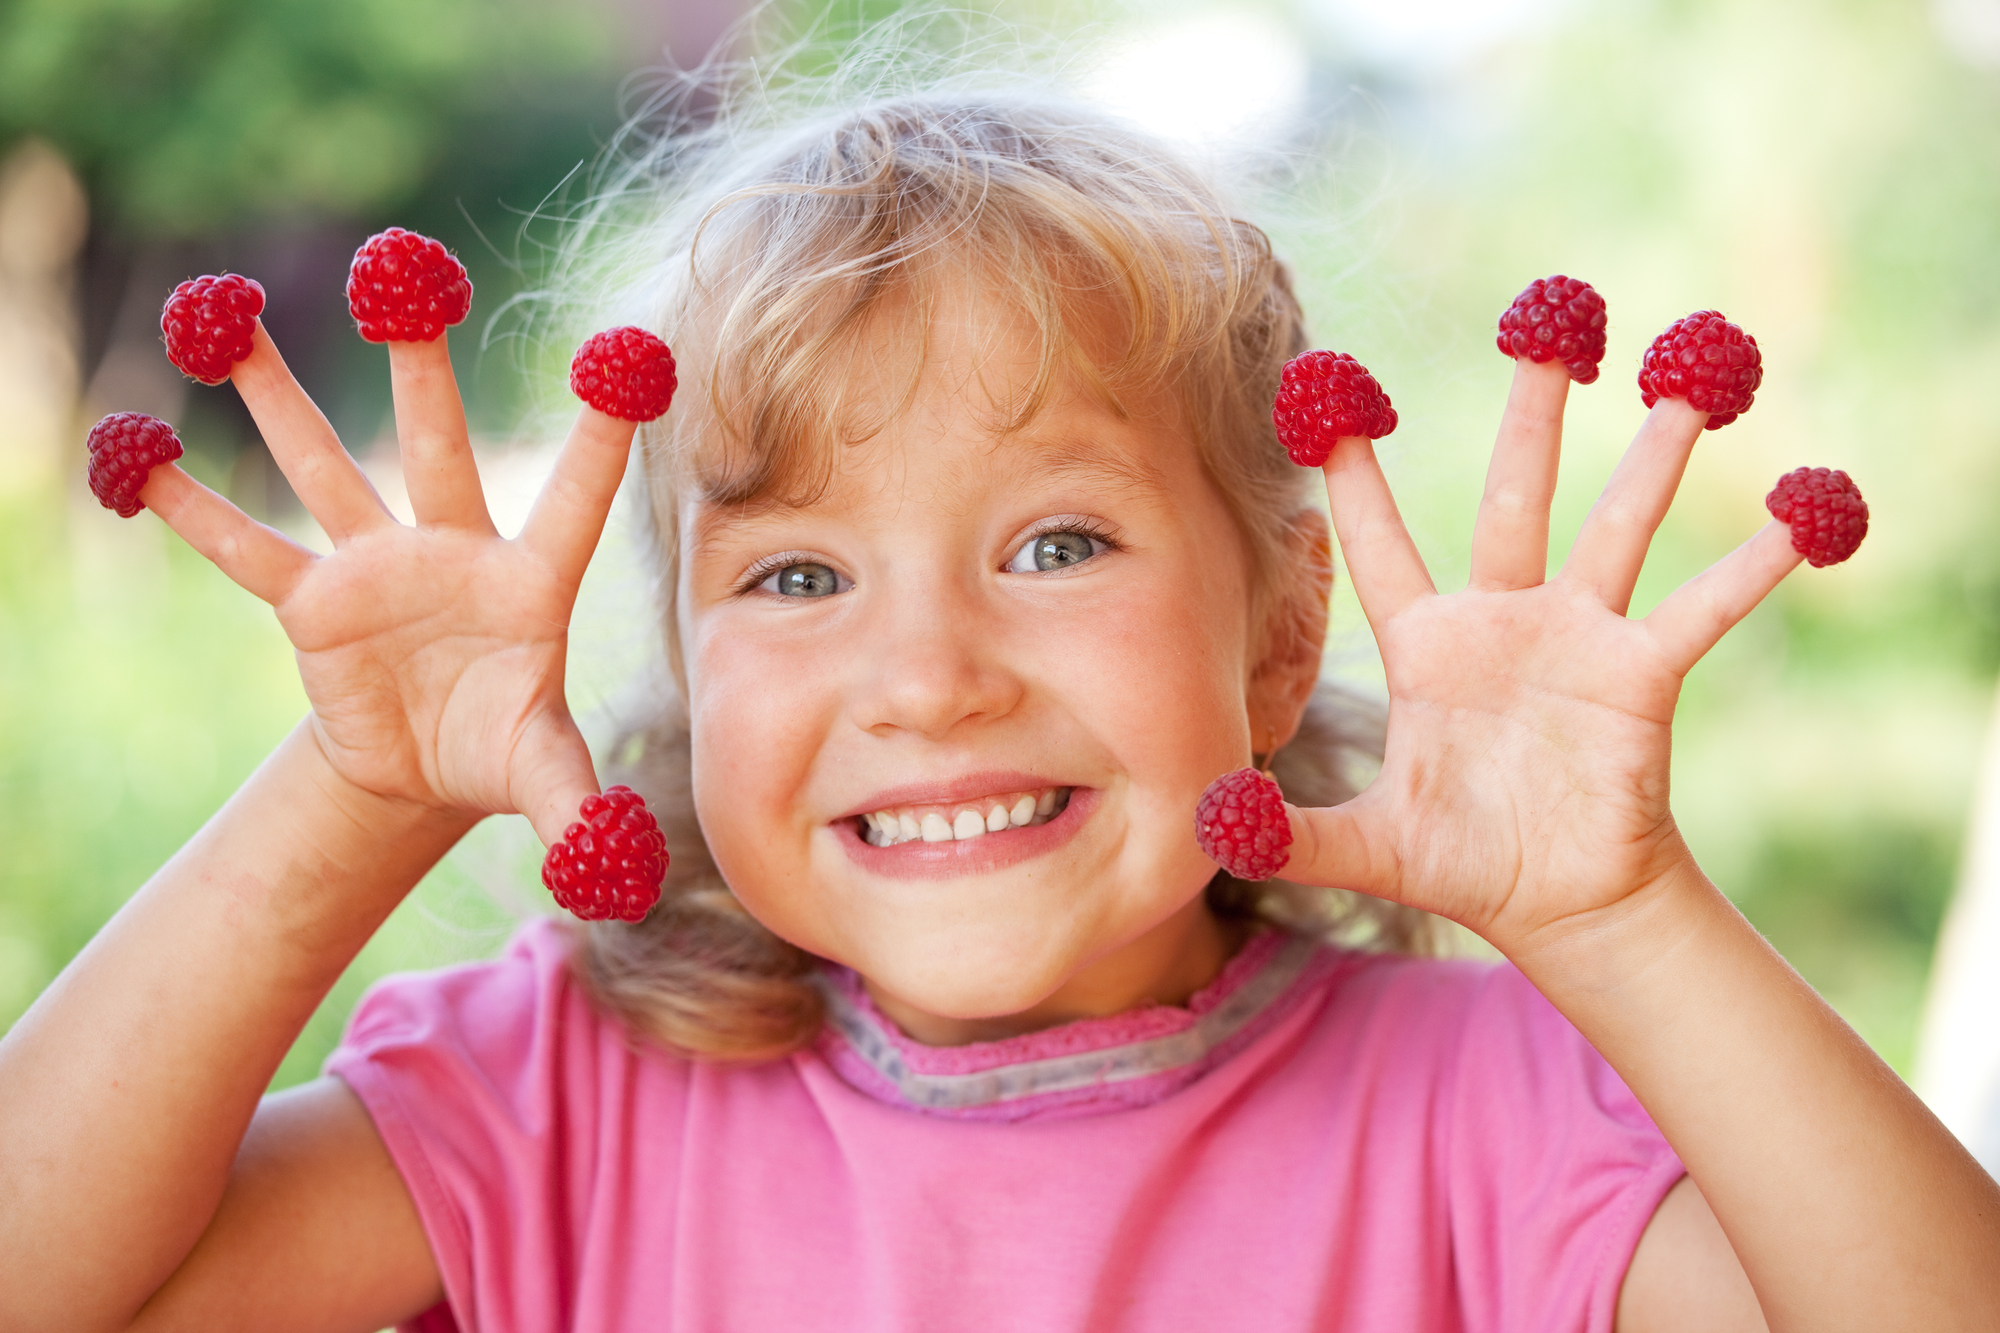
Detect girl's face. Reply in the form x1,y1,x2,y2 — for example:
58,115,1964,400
678,283,1269,1042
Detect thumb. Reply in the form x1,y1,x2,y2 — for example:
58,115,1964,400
1278,796,1400,902
508,708,604,848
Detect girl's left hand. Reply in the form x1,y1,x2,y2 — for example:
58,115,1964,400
1279,359,1801,959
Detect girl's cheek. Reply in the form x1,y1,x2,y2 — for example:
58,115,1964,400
1036,566,1251,761
685,618,834,842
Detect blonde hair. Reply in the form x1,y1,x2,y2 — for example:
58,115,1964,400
558,70,1431,1061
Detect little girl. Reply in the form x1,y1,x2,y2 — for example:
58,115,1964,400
4,73,1997,1333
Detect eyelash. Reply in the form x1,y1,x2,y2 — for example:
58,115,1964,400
735,550,837,598
731,519,1123,597
1011,517,1121,570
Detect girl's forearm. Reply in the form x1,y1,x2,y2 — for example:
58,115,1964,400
1512,860,2000,1330
0,721,474,1332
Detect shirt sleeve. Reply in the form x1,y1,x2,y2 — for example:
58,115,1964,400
323,917,682,1333
1445,963,1687,1333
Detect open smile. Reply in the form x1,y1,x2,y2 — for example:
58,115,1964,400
857,785,1073,846
833,784,1094,880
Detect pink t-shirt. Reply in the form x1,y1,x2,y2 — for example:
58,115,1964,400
326,921,1683,1332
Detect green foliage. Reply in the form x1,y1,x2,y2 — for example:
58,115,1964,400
0,470,305,1027
0,0,622,235
1741,818,1958,1072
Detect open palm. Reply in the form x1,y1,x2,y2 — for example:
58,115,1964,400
1283,362,1803,955
138,324,635,844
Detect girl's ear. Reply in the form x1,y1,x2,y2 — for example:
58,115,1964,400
1245,508,1334,754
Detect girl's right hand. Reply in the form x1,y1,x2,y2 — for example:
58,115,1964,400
138,321,631,846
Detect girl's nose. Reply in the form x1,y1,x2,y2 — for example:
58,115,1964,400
849,581,1024,741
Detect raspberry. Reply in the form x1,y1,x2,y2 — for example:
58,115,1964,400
1495,275,1607,384
569,327,678,422
85,412,183,517
541,786,669,923
160,273,265,385
1765,467,1868,568
1272,350,1397,468
345,227,472,343
1194,767,1292,881
1637,310,1762,429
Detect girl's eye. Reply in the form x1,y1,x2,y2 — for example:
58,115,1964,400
1007,529,1108,574
759,562,847,597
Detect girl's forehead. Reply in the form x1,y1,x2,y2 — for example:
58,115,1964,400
684,383,1186,546
677,270,1181,519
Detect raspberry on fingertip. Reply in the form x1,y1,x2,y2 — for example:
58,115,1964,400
1766,467,1868,567
161,274,264,385
1496,275,1607,384
1195,767,1292,881
569,327,678,423
1638,310,1763,429
85,412,183,518
346,227,472,344
542,786,669,922
1272,350,1398,468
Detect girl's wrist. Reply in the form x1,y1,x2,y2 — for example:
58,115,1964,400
289,719,484,862
209,722,481,955
1490,848,1721,1006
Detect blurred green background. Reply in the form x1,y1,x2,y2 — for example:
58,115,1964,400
1,0,1996,1089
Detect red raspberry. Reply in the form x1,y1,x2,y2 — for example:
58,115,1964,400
541,786,669,923
345,227,472,343
1272,350,1397,468
1637,310,1762,429
1194,767,1293,881
569,327,678,422
160,273,265,385
85,412,183,517
1495,275,1607,384
1765,467,1868,568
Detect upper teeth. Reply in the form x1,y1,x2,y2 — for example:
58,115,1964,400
861,787,1067,846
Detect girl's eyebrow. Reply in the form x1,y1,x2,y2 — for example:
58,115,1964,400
690,497,812,559
1022,440,1173,503
689,437,1174,558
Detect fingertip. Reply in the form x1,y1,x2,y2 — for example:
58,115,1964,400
386,330,455,370
578,404,641,444
1320,434,1372,476
528,787,599,850
1276,800,1335,887
1516,355,1571,385
1279,797,1310,862
136,459,191,513
230,320,288,390
515,729,605,849
1752,518,1808,576
1645,396,1710,440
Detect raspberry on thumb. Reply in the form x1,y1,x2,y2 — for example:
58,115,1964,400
1195,767,1292,881
541,786,669,922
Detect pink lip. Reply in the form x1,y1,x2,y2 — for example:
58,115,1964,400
834,786,1097,881
833,771,1066,821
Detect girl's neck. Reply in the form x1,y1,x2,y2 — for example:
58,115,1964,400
863,897,1253,1047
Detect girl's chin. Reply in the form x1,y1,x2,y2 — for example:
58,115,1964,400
833,785,1099,881
860,957,1080,1032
